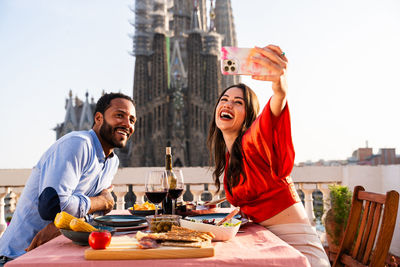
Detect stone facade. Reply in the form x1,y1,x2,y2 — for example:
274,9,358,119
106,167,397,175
54,0,238,168
54,91,95,140
129,0,238,167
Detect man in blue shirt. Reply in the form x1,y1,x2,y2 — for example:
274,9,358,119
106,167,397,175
0,92,136,265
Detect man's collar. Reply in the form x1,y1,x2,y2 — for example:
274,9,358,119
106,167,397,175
89,130,114,162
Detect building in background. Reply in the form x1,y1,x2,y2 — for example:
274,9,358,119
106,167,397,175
54,0,238,167
351,147,400,165
53,90,132,166
297,143,400,167
214,0,239,89
129,0,238,167
54,90,95,140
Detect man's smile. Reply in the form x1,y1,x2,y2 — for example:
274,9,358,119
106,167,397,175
115,127,129,137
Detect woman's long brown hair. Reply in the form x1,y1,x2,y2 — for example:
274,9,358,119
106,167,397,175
207,83,259,195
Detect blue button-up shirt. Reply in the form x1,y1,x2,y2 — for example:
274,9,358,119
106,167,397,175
0,130,119,258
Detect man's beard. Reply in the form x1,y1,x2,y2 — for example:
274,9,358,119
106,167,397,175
99,118,129,148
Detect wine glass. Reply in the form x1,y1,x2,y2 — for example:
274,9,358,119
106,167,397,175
168,169,184,215
145,170,169,216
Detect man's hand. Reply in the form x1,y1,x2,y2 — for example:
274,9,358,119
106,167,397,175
100,186,115,214
89,185,115,214
25,222,60,252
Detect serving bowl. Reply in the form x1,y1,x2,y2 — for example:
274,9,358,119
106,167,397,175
127,207,161,216
60,225,115,246
180,218,241,241
146,215,181,233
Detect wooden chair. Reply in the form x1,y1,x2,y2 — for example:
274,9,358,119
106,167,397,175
333,185,399,267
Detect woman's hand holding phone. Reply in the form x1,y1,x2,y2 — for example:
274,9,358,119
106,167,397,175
251,45,288,100
220,45,287,86
220,44,288,116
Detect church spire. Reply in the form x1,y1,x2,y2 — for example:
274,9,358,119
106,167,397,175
152,0,169,33
209,0,216,32
203,0,221,56
129,0,237,167
63,90,78,132
79,91,94,130
131,0,152,56
214,0,239,89
190,0,202,31
170,39,187,88
214,0,237,47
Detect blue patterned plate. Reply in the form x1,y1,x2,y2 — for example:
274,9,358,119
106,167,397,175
93,215,146,227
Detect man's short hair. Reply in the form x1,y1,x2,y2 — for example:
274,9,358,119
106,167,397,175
94,92,135,116
92,92,135,127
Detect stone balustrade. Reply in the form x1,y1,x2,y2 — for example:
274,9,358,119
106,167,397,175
3,165,400,255
0,181,337,237
0,187,10,238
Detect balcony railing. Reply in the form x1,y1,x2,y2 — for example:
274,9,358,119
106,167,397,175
3,165,400,255
0,180,338,237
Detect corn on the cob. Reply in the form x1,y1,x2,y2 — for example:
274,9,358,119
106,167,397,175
69,218,97,232
54,211,77,230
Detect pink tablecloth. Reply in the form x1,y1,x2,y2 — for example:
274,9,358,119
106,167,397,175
6,222,310,267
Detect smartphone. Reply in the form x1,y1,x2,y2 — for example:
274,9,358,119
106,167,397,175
220,46,270,76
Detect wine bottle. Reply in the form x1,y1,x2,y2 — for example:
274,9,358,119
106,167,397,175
163,147,175,214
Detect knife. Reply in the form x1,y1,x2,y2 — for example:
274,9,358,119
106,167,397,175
216,208,240,226
203,197,227,206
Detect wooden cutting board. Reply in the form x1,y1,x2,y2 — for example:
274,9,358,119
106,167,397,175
84,235,215,260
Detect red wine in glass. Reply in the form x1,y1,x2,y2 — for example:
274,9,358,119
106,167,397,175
146,191,168,204
168,169,184,215
145,170,169,216
168,188,183,200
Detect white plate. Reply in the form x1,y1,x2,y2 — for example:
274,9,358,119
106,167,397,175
180,218,241,241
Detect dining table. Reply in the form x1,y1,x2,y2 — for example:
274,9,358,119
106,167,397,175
5,209,311,267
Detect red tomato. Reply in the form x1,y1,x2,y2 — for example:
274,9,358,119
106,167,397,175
88,231,111,249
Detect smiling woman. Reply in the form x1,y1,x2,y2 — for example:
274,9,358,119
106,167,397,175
206,45,330,267
215,87,247,137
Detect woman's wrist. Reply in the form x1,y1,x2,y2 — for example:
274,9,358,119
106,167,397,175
270,91,287,117
272,69,288,96
273,92,286,101
272,87,286,102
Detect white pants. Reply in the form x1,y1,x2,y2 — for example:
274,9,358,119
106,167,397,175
266,223,331,267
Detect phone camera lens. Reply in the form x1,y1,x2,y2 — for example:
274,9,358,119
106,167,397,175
230,66,236,72
224,66,229,71
227,60,232,65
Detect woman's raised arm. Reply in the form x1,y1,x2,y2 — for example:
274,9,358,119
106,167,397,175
251,44,288,117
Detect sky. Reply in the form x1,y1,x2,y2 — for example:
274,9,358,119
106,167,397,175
1,0,400,169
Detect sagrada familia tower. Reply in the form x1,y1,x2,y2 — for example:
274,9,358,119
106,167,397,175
129,0,238,167
55,0,238,167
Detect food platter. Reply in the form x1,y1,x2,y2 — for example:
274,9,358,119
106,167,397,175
185,213,247,225
93,215,146,227
127,207,162,216
180,218,241,241
85,235,214,260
